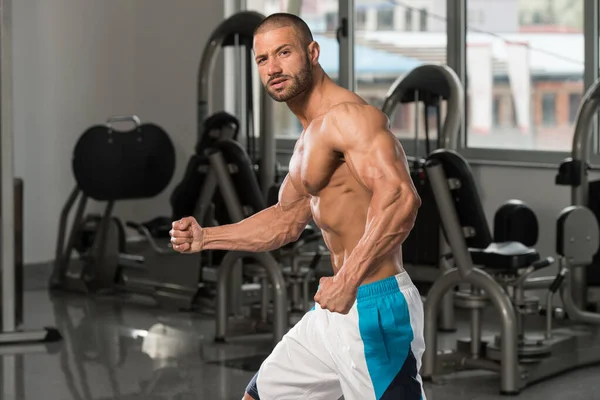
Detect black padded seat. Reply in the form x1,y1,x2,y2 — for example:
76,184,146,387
426,149,541,274
469,242,540,271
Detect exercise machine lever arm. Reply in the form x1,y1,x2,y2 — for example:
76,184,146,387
546,265,568,339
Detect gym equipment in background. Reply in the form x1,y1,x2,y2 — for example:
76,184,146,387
51,115,204,310
556,79,600,310
203,139,324,346
170,111,241,221
192,11,280,311
381,63,464,331
197,10,276,199
422,76,600,395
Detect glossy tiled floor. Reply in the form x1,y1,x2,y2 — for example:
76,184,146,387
6,265,600,400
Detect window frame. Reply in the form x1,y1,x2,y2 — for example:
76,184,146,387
569,92,582,124
405,8,413,31
345,0,598,167
261,0,600,169
419,8,428,32
336,0,599,168
455,0,599,166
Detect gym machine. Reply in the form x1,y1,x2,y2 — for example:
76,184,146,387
197,10,276,197
51,116,204,310
173,131,322,346
381,63,464,331
556,78,600,310
421,76,600,395
192,11,272,311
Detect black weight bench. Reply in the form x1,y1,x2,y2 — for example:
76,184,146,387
426,149,551,274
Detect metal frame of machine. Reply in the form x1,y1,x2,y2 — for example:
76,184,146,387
381,64,464,332
421,76,600,395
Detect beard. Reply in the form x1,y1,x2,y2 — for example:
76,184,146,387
265,55,313,103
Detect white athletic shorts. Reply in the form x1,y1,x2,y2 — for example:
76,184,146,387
245,271,426,400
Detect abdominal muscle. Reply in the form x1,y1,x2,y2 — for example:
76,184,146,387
310,181,405,286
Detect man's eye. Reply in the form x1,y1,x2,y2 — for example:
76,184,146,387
280,50,289,56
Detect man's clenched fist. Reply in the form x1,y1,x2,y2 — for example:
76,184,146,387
169,216,204,253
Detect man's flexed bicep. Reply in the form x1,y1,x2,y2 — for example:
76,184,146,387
325,103,418,202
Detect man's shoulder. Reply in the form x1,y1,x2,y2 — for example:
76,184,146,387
324,102,389,127
315,102,392,151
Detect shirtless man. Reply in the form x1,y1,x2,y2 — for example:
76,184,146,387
170,13,425,400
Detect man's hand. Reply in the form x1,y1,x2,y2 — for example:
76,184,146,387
169,217,204,253
313,275,358,314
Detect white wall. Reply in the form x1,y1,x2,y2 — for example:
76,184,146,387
116,0,226,227
12,1,225,264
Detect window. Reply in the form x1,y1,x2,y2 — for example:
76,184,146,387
354,0,446,147
468,9,484,27
405,8,413,31
541,92,557,126
419,8,428,32
377,8,395,31
466,0,584,152
325,12,337,31
493,96,500,126
246,0,339,138
569,92,581,123
356,9,367,30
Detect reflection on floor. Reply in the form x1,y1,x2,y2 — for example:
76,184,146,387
6,265,600,400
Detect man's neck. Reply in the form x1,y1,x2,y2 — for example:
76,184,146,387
287,71,331,128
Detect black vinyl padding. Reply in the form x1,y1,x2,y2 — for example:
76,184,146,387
195,111,240,155
470,242,539,271
171,112,240,220
208,139,266,216
403,160,440,266
427,149,540,271
73,123,175,201
395,65,453,105
426,149,493,249
170,154,206,221
493,200,539,247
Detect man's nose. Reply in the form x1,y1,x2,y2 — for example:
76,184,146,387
268,60,283,76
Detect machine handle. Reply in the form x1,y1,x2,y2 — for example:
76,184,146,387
549,267,568,293
106,115,141,131
532,257,554,271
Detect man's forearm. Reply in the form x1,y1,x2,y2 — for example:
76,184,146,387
201,205,305,253
338,187,420,287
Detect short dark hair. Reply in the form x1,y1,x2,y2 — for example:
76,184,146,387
253,13,314,48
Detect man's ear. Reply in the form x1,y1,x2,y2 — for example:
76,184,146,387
307,41,320,65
